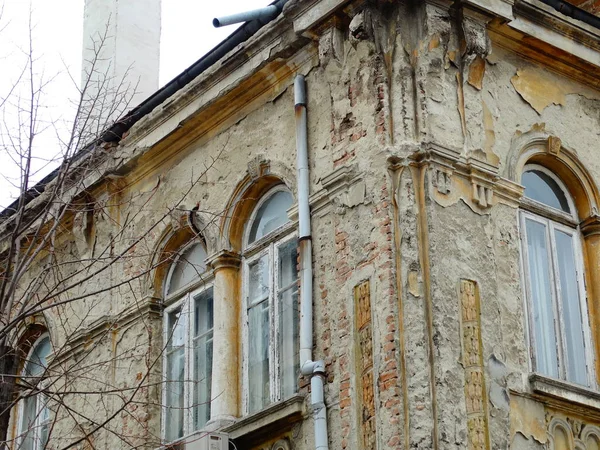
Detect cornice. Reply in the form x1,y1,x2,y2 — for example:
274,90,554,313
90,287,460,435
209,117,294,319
409,143,524,214
489,0,600,90
52,296,162,366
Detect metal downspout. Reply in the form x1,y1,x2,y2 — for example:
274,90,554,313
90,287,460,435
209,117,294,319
295,74,329,450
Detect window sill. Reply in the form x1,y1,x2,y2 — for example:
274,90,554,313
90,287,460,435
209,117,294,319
223,395,305,440
529,373,600,411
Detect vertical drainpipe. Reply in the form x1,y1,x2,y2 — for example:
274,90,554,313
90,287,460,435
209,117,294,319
295,74,329,450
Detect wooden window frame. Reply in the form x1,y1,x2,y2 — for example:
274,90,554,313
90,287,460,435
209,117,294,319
519,164,596,387
161,241,214,443
241,186,298,415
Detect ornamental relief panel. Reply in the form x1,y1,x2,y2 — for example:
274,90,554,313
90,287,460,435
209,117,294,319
459,280,490,450
546,414,600,450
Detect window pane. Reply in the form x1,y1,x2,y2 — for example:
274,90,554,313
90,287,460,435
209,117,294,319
278,240,299,399
194,290,214,337
278,241,298,290
248,301,270,413
38,398,50,450
193,291,213,430
522,170,570,213
249,256,269,305
193,332,212,430
525,219,559,378
25,337,51,378
20,396,37,450
279,289,299,399
555,230,588,385
165,309,185,441
168,244,208,294
167,309,186,351
248,191,293,244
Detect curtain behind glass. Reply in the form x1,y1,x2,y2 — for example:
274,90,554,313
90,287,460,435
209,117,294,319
525,219,559,378
277,240,299,399
165,309,185,441
555,230,588,385
193,290,213,430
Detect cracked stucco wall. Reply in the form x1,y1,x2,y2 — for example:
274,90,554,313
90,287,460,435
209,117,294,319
9,0,600,449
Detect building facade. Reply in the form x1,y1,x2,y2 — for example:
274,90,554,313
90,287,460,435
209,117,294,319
3,0,600,449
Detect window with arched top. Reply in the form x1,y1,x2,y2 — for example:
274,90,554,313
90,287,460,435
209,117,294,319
18,334,51,450
162,241,213,442
520,164,594,386
243,186,299,414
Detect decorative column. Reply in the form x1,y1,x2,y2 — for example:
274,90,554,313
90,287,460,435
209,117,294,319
581,216,600,382
206,250,241,427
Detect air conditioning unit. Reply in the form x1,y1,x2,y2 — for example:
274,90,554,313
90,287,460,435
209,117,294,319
185,432,229,450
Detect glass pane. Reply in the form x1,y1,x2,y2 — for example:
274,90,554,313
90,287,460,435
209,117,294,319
194,290,214,337
278,241,298,290
193,332,212,430
165,347,185,442
168,244,208,294
248,301,270,413
25,336,51,377
522,170,570,213
20,396,37,450
248,190,293,244
165,309,185,441
279,289,299,399
193,290,213,430
167,309,186,351
555,230,587,385
525,219,559,378
39,398,50,450
249,256,269,305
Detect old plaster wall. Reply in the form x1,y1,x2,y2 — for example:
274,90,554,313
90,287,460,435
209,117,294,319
12,0,600,449
409,2,600,450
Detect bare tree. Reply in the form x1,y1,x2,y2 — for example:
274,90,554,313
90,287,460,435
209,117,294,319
0,6,224,449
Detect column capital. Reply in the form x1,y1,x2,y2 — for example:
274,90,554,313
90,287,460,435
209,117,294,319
206,249,241,271
581,215,600,237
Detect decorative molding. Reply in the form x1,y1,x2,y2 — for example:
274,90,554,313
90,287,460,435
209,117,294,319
223,395,304,440
247,155,271,181
432,168,452,195
548,136,562,156
411,143,524,214
581,215,600,237
292,165,366,219
545,410,600,450
459,280,490,450
52,295,162,366
531,374,600,413
206,249,242,271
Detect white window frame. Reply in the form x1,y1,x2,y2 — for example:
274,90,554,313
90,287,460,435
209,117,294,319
519,164,596,387
241,186,298,415
17,333,51,450
161,241,214,443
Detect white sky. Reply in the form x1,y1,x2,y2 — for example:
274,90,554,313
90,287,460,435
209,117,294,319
0,0,268,209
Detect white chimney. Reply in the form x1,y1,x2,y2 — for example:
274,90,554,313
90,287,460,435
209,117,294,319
81,0,161,135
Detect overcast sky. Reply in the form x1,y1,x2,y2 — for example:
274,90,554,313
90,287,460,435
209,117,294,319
0,0,268,208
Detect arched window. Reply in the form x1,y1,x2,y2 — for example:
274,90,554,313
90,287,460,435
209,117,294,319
162,241,213,442
243,186,299,413
520,164,594,386
18,334,51,450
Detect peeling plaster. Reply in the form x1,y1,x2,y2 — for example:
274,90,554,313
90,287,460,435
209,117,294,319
510,395,548,444
468,56,486,90
511,67,600,114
